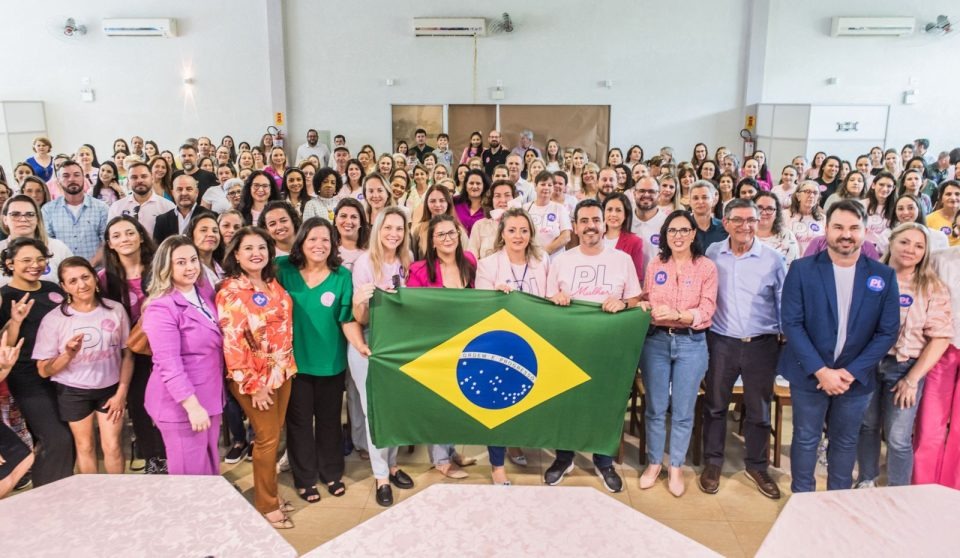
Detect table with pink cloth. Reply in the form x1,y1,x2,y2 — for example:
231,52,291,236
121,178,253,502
757,484,960,557
303,484,720,557
0,475,297,558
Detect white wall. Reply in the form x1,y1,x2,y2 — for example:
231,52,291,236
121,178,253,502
762,1,960,156
3,0,957,176
0,1,272,167
284,0,751,158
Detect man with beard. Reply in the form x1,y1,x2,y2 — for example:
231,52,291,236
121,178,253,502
627,176,667,279
482,130,508,176
296,128,330,167
596,167,618,204
409,128,434,163
543,199,640,493
42,161,109,265
780,200,899,492
172,143,218,198
152,174,214,244
108,162,175,238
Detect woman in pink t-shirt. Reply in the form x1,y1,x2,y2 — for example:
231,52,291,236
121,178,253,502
34,257,132,475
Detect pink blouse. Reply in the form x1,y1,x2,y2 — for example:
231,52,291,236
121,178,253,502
891,281,953,362
408,252,478,288
643,255,718,330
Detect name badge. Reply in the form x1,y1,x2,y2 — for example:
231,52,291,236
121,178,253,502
654,271,668,285
866,276,885,292
899,294,914,307
252,292,269,307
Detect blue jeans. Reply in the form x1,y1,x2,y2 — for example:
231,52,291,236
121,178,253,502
857,357,924,486
791,387,872,492
639,330,708,467
488,446,506,467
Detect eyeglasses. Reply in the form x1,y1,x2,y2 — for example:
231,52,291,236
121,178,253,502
251,183,272,191
15,257,47,267
6,211,37,220
635,189,658,196
757,207,777,214
433,230,459,241
727,217,760,226
666,228,693,237
798,190,818,196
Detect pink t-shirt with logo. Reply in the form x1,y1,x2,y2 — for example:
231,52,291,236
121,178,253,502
32,302,131,389
546,246,641,304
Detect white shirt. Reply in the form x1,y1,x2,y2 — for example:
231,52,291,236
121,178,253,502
201,185,232,214
631,208,667,279
295,143,330,167
833,263,857,360
514,179,535,203
108,191,176,238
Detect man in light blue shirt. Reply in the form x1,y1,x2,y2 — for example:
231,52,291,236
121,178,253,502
699,198,785,499
42,161,108,265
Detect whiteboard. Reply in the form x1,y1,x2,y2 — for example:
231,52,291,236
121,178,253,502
1,102,46,134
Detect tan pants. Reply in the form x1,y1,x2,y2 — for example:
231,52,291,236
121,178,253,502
229,379,292,514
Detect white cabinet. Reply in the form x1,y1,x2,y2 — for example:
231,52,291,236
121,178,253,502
0,101,48,180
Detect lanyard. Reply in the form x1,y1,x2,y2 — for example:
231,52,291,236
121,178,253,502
509,262,529,293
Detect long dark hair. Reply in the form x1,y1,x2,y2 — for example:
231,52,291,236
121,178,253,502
57,256,113,316
288,217,342,270
867,171,897,222
92,160,119,201
103,216,156,317
423,214,475,286
455,169,491,214
658,210,704,262
753,191,784,235
240,170,281,225
602,192,634,233
282,167,309,214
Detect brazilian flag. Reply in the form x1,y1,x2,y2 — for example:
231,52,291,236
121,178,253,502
367,288,650,456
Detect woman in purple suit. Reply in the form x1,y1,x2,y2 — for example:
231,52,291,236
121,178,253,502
142,236,225,475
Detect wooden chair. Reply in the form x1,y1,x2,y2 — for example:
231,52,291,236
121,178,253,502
771,384,792,468
631,373,704,467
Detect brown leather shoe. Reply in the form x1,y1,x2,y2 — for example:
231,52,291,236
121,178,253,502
745,469,781,499
698,464,721,494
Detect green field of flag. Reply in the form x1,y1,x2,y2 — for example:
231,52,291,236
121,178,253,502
367,288,650,456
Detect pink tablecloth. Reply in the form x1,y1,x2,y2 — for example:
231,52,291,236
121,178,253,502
304,484,720,557
758,484,960,557
0,475,297,558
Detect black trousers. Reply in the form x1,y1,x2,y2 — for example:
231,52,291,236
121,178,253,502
702,332,780,471
6,373,75,486
286,372,345,489
129,354,166,459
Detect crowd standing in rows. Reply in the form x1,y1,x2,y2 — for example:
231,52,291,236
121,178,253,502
1,130,960,527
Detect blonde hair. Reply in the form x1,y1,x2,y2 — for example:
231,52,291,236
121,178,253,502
145,236,201,305
494,207,543,261
882,222,946,298
368,206,412,284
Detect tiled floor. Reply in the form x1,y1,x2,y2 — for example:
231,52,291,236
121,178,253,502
220,407,838,558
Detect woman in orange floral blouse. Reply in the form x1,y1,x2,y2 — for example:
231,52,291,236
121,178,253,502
216,226,298,529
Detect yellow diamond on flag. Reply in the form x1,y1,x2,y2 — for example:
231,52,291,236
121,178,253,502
399,309,591,429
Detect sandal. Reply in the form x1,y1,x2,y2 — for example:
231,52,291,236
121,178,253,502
297,486,321,503
327,480,346,497
279,499,295,513
265,511,295,530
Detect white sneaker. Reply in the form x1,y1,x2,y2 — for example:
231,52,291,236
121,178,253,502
854,479,876,489
277,450,291,473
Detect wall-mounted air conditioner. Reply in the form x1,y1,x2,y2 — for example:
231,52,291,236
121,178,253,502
413,17,485,37
831,17,915,37
102,18,177,37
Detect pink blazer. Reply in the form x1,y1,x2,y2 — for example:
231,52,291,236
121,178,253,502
143,282,225,424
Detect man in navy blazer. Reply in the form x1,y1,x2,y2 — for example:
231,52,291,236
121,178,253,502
779,200,900,492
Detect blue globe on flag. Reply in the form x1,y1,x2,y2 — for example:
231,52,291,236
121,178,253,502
457,330,538,410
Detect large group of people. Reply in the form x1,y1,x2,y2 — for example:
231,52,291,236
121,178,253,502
1,129,960,529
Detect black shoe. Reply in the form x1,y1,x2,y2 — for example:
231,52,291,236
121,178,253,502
389,469,414,489
544,459,574,486
14,472,32,491
375,484,394,507
224,443,250,464
596,465,623,493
